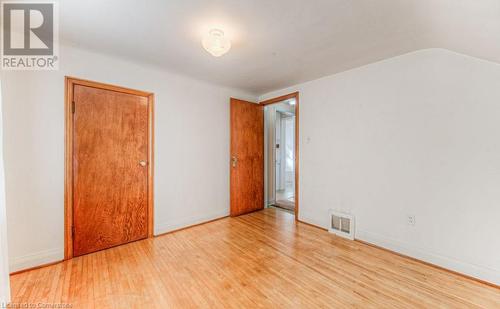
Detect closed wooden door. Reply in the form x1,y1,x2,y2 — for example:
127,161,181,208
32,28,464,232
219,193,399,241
230,98,264,216
72,83,150,256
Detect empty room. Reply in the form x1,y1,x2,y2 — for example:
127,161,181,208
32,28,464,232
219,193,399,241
1,0,500,308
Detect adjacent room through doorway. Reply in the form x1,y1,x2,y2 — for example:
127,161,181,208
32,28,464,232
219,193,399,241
264,97,297,213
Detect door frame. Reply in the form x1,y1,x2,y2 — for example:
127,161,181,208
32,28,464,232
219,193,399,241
64,76,155,260
260,92,299,219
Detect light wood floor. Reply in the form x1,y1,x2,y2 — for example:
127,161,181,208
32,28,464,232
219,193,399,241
10,208,500,308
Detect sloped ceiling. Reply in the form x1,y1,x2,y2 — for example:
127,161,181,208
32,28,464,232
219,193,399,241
59,0,500,95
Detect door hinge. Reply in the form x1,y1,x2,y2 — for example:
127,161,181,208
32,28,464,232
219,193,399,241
72,101,76,114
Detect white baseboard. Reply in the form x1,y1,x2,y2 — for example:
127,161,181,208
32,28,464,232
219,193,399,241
9,247,63,273
296,213,500,286
356,229,500,286
298,211,327,229
8,210,230,273
0,283,10,307
155,209,229,236
12,212,498,287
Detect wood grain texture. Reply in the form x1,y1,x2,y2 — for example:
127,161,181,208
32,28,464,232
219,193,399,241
230,98,264,216
65,77,75,259
10,208,500,308
73,84,149,256
65,77,155,260
259,92,300,219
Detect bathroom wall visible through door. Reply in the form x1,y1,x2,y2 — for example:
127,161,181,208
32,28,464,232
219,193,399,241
262,93,298,215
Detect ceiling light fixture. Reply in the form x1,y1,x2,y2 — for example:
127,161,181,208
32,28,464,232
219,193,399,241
202,29,231,57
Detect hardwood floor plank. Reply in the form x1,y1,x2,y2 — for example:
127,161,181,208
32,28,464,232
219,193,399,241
9,208,500,308
242,210,484,308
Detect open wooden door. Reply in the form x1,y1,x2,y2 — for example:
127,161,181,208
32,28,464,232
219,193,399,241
230,98,264,216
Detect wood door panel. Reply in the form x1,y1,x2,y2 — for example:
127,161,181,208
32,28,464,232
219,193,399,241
73,85,149,256
230,98,264,216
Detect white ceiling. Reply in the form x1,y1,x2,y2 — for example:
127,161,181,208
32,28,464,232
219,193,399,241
59,0,500,95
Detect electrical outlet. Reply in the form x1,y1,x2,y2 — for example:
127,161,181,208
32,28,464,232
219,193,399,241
407,215,416,226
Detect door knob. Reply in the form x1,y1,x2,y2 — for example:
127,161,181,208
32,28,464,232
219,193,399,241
139,160,147,167
231,156,238,168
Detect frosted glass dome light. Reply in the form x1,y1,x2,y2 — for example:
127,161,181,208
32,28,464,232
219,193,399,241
202,29,231,57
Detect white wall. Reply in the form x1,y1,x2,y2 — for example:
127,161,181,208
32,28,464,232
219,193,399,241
0,44,256,272
260,48,500,285
0,83,11,304
264,105,277,206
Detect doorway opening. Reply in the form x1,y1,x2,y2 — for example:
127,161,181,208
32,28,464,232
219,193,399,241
262,93,299,216
229,92,298,219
